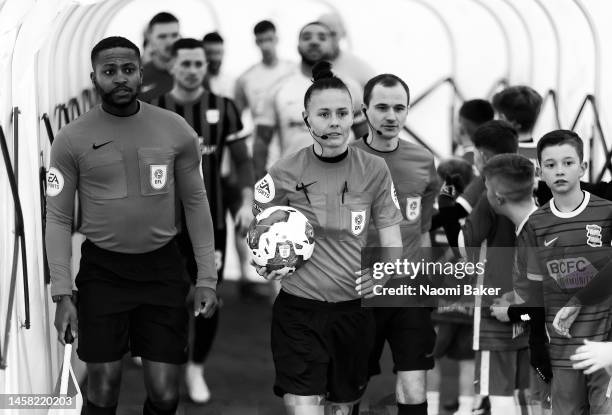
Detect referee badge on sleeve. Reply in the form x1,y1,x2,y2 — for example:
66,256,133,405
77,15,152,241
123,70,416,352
391,182,400,209
150,165,168,190
406,196,422,222
351,210,366,236
255,173,275,203
46,167,65,197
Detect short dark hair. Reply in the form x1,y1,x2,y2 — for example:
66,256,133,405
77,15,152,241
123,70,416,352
363,74,410,106
483,154,535,202
492,86,542,133
304,61,351,109
299,21,331,37
536,129,583,163
437,157,475,188
147,12,178,32
203,32,223,44
254,20,276,35
459,99,494,124
171,38,203,57
473,120,518,155
91,36,140,66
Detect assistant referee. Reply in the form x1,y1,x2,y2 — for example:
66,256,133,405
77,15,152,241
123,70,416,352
46,36,217,415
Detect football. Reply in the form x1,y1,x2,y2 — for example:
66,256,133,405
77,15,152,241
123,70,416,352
247,206,315,277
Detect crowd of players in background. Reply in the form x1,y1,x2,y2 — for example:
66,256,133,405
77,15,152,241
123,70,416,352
127,10,612,415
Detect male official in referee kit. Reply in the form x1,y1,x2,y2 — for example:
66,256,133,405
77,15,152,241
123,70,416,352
46,36,218,415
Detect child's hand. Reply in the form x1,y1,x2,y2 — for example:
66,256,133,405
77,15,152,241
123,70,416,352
490,296,511,322
570,340,612,375
553,304,581,338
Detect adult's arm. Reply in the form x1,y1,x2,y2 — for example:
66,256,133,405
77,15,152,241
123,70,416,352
45,130,78,297
175,126,218,290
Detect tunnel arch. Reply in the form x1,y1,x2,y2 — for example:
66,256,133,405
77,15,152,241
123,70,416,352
2,0,612,399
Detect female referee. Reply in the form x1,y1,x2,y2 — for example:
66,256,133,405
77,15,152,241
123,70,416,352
252,61,402,415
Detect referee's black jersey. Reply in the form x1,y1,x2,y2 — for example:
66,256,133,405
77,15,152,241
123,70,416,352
150,91,244,229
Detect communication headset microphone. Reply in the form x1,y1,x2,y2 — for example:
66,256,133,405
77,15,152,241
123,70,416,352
303,117,328,140
362,108,383,136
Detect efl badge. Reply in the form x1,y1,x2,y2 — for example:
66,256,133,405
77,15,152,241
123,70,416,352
279,243,291,258
150,165,168,190
391,183,400,209
351,210,366,236
586,224,602,247
406,196,422,221
46,167,64,197
255,173,275,203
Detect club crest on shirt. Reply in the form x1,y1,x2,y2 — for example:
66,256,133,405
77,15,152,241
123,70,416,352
150,165,168,190
46,167,64,197
279,243,291,258
406,196,422,222
255,173,275,203
206,109,220,124
351,210,366,236
391,183,400,209
586,224,602,247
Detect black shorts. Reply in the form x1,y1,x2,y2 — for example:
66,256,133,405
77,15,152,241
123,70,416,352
222,177,242,218
369,307,436,376
75,239,190,364
271,291,375,404
433,321,474,360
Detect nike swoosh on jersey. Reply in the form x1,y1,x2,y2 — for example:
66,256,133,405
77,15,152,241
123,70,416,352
92,140,113,150
544,237,558,247
295,181,317,191
141,83,156,93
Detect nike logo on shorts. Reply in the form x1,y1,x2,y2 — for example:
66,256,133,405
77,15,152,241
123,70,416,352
93,141,113,150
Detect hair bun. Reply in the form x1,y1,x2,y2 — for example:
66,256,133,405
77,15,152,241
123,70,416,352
311,61,334,82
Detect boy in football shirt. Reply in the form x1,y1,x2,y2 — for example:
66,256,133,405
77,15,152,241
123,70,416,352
352,74,438,415
523,130,612,414
492,86,542,163
483,154,554,414
459,122,533,414
454,99,494,165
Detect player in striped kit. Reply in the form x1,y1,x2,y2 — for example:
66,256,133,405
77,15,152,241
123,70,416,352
522,130,612,414
150,38,254,403
459,121,533,414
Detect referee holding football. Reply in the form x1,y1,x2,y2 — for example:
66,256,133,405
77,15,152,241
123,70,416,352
254,61,402,415
46,37,217,415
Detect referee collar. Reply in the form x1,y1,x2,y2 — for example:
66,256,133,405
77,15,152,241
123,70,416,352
312,146,348,163
362,133,399,153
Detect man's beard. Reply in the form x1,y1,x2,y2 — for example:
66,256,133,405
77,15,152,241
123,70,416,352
298,48,328,67
94,80,140,108
207,62,221,75
179,79,203,92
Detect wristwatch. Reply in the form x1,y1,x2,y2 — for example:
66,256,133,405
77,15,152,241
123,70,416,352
52,294,71,303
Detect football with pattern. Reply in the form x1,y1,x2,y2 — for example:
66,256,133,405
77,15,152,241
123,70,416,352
247,206,315,277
